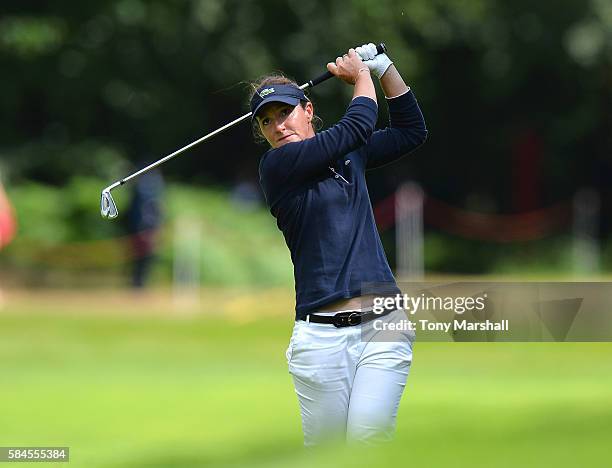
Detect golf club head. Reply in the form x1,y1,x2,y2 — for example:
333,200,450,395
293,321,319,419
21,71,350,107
100,190,118,219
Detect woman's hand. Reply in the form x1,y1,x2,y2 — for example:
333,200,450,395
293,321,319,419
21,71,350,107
327,48,377,103
355,43,393,79
327,49,370,85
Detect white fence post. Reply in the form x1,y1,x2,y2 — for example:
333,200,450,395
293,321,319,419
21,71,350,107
173,217,202,308
395,182,424,280
572,188,600,275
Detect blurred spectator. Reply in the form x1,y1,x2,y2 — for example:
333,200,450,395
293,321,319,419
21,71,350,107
230,179,262,211
125,168,164,289
0,180,17,250
0,178,17,309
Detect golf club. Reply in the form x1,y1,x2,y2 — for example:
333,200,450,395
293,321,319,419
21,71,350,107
100,43,387,219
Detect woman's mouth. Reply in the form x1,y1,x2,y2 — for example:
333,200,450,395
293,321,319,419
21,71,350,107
277,134,294,143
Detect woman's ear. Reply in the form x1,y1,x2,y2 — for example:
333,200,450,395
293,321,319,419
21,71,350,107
305,101,314,123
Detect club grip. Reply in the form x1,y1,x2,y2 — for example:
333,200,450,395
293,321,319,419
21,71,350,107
375,43,387,55
304,43,388,89
307,70,334,88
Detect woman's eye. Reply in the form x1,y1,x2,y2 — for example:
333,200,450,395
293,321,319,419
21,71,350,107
281,108,290,116
261,118,270,126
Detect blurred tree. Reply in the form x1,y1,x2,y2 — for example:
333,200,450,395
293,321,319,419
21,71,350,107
0,0,609,212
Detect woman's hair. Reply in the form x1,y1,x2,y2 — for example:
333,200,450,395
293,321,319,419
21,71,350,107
247,72,323,144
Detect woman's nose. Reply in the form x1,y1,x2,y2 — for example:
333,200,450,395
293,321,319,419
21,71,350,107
274,118,285,132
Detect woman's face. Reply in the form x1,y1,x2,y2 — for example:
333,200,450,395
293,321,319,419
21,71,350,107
257,101,315,148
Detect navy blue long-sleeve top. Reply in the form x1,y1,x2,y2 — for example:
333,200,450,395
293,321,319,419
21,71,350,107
258,90,427,320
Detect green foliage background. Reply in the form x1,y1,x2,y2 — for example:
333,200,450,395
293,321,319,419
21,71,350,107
2,180,293,287
1,0,611,276
3,181,604,287
2,0,610,194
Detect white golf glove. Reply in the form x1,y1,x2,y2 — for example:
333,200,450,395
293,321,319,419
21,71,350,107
355,43,393,79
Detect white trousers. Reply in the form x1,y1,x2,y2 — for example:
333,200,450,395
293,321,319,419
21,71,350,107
286,309,414,446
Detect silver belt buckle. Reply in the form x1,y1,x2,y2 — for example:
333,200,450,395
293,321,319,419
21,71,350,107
333,311,362,327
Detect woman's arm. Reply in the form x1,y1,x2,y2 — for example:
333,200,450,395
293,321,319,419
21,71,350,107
353,45,427,169
379,64,410,98
364,64,427,170
260,50,379,204
260,98,377,204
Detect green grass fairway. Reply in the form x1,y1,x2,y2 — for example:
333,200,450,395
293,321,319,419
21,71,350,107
1,291,611,467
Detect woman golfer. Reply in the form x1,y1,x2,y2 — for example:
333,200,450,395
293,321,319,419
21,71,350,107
249,44,427,446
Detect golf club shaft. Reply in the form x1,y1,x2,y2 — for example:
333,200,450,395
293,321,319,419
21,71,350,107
109,42,387,189
116,111,253,187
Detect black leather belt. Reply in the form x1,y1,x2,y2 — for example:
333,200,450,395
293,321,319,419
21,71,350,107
301,307,395,328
